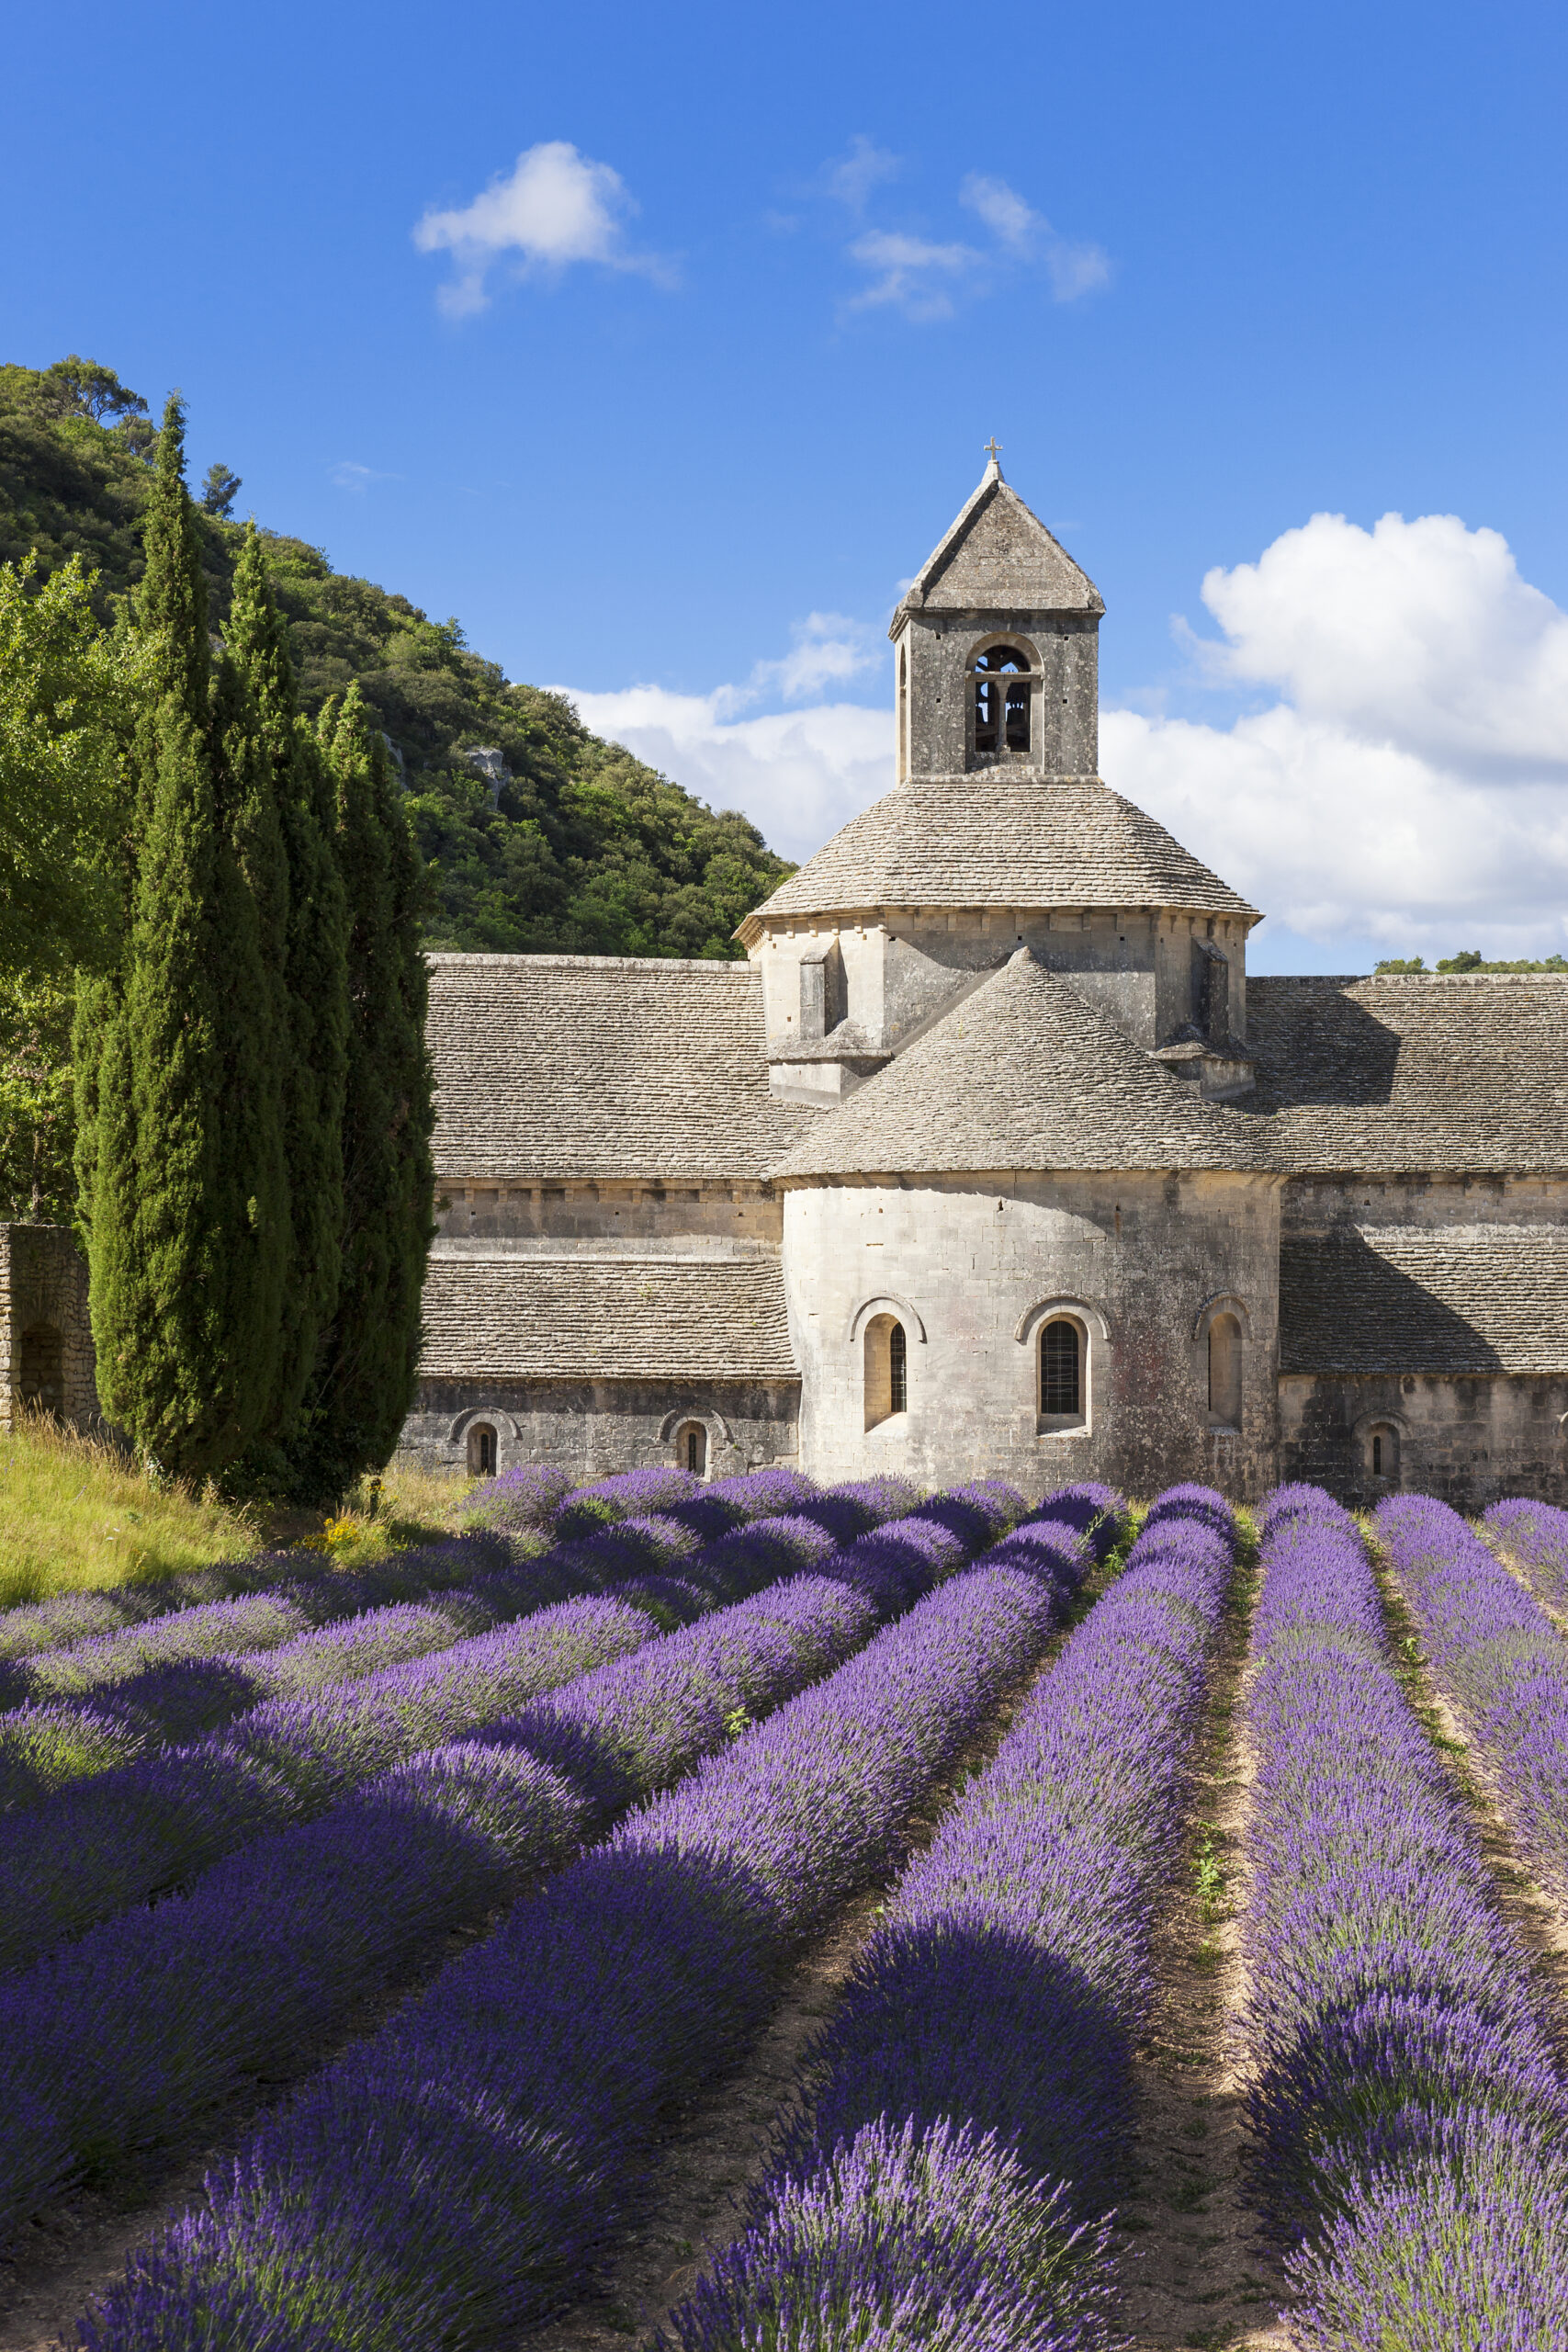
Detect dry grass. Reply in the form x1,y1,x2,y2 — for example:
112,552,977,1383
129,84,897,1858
0,1415,260,1606
0,1422,483,1608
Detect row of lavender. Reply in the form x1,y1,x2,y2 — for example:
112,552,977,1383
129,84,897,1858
71,1492,1129,2346
0,1480,1107,2254
1388,1491,1568,1907
0,1474,936,1970
1240,1487,1568,2345
0,1467,847,1801
660,1487,1237,2352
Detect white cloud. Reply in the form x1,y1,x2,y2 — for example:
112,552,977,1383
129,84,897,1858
957,174,1111,299
562,510,1568,965
739,612,882,707
839,170,1109,322
330,459,398,492
958,173,1036,252
823,134,900,213
412,140,671,317
844,231,981,321
559,684,891,864
1103,511,1568,961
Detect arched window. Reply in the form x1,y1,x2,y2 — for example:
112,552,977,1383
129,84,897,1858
1207,1313,1243,1429
1040,1319,1080,1417
675,1420,708,1476
864,1314,908,1430
972,645,1032,760
1369,1422,1399,1485
19,1323,62,1416
467,1421,497,1476
897,643,908,781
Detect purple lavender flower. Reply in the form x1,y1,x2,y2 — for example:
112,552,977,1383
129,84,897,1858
1238,1485,1568,2337
657,1488,1227,2352
71,1523,1071,2346
1378,1492,1568,1907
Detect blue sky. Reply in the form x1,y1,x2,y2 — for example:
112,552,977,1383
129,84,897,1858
8,1,1568,971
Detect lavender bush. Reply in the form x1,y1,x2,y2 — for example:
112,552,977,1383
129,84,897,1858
0,1479,905,1812
1240,1485,1568,2346
1483,1494,1568,1607
0,1483,1018,1978
0,1528,520,1674
73,1521,1085,2348
458,1460,575,1532
0,1572,884,2247
660,1487,1230,2352
1378,1491,1568,1905
0,1592,659,1975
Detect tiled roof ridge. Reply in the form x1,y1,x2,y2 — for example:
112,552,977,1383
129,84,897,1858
425,951,758,974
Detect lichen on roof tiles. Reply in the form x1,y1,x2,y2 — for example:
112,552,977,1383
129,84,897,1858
418,1251,797,1381
1244,974,1568,1173
773,947,1260,1180
752,775,1258,926
426,953,818,1181
1280,1222,1568,1374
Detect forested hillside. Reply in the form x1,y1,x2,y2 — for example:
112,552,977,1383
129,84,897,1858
0,357,791,956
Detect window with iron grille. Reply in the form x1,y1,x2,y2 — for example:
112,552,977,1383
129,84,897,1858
1040,1320,1080,1416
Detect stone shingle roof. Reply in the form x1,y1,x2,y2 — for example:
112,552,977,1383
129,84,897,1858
749,776,1259,929
419,1251,797,1381
427,954,816,1181
1244,976,1568,1173
1280,1223,1568,1374
773,948,1259,1180
897,464,1104,619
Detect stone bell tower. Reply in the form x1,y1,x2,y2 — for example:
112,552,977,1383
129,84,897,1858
891,445,1103,783
737,452,1261,1105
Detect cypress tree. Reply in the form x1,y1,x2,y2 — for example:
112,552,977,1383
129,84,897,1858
223,526,348,1463
293,685,434,1498
76,398,288,1479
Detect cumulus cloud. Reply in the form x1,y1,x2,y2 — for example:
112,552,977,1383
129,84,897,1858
559,684,891,865
412,140,671,317
1104,511,1568,961
556,612,890,859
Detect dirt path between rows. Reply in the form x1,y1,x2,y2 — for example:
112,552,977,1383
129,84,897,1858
514,1555,1126,2352
1113,1546,1290,2352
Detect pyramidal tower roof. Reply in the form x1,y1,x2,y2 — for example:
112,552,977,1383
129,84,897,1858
894,451,1104,623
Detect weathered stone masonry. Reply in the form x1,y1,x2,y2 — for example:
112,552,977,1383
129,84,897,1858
397,457,1568,1507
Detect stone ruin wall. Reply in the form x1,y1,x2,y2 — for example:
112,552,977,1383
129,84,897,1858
0,1224,98,1431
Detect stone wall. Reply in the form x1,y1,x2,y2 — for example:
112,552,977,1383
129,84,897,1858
0,1224,97,1430
756,904,1249,1069
782,1167,1282,1500
433,1178,782,1247
400,1376,799,1482
1279,1371,1568,1510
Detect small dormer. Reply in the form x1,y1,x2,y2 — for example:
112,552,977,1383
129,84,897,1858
891,448,1104,782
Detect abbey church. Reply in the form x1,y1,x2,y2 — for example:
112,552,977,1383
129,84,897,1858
403,457,1568,1508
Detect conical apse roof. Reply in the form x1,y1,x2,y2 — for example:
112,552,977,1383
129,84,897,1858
773,948,1260,1180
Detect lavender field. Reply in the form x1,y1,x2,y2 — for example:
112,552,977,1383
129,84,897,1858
0,1468,1564,2351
